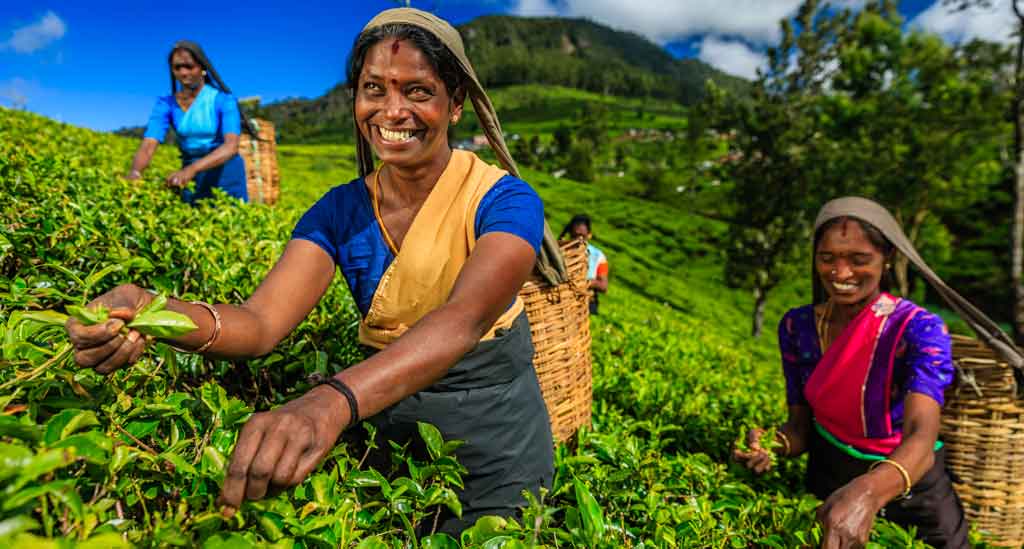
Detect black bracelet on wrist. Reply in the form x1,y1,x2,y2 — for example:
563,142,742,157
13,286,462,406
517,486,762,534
319,378,360,427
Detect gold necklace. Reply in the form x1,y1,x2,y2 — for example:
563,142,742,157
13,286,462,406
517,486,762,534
371,170,400,255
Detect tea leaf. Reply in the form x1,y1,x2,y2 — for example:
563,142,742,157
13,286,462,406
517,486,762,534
128,310,197,338
66,304,109,325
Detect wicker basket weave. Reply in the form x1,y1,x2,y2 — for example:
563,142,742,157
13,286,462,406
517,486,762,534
519,238,593,442
941,335,1024,547
238,118,280,205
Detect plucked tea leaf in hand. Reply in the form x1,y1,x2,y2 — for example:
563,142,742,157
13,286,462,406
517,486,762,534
66,304,109,325
128,310,197,338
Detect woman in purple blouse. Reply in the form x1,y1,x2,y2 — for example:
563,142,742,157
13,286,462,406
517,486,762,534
734,198,968,549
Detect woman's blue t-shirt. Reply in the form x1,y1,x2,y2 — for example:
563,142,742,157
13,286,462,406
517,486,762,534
143,84,241,160
292,175,544,317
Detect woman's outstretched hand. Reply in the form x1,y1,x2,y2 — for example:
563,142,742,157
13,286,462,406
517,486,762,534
166,167,195,189
733,427,774,474
817,475,881,549
66,283,153,374
218,385,349,516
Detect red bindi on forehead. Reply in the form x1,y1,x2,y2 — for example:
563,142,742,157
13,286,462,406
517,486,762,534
391,40,400,54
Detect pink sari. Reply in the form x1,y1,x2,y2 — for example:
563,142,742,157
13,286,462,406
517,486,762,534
804,293,923,455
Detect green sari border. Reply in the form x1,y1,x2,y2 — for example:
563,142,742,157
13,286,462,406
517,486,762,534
813,420,942,462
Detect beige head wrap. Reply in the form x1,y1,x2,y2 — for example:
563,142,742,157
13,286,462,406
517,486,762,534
355,8,566,285
815,196,1023,368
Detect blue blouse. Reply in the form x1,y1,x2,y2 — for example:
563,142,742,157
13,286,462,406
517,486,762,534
292,175,544,317
143,84,241,160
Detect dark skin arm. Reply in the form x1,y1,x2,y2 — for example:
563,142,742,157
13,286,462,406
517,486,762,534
126,138,159,180
589,271,609,293
66,232,536,513
816,393,940,549
166,133,241,189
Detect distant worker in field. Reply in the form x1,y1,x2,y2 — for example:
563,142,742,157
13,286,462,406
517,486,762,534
732,197,1024,548
561,214,608,314
67,9,559,534
125,40,250,204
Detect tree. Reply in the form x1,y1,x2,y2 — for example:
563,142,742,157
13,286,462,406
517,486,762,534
945,0,1024,344
816,7,1009,299
695,0,849,337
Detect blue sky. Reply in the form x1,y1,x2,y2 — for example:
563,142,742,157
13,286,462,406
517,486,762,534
0,0,1012,131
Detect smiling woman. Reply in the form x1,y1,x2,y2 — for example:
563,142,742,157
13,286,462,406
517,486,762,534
734,197,975,549
66,8,559,536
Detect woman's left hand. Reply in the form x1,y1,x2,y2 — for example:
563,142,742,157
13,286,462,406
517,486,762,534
166,167,195,189
817,475,883,549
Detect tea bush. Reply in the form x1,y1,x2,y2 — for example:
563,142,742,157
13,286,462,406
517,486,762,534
1,107,934,547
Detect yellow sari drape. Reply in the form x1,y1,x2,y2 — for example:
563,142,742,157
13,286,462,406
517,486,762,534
359,150,525,349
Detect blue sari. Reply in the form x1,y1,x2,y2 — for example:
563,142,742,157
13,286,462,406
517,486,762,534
143,84,248,203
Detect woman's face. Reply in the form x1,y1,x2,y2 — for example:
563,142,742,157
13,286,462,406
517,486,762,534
815,219,887,307
570,223,591,241
354,38,462,171
171,50,203,90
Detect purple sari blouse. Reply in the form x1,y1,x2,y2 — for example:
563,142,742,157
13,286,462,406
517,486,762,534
779,300,955,431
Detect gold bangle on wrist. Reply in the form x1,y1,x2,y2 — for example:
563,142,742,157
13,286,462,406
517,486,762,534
869,458,912,497
169,300,221,354
775,430,792,457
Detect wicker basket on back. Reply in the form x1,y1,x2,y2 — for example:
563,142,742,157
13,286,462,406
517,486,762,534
238,118,280,205
941,335,1024,546
519,237,593,442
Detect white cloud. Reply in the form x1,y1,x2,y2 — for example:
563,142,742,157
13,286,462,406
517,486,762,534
513,0,805,45
911,0,1014,44
698,37,767,79
512,0,560,17
1,11,67,54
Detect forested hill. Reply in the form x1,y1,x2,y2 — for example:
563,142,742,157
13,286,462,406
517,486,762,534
118,15,746,143
459,16,748,103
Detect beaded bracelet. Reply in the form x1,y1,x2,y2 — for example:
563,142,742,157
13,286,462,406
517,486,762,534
869,458,913,497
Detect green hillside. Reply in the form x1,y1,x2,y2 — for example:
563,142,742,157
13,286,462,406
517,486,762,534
1,107,940,546
459,16,748,104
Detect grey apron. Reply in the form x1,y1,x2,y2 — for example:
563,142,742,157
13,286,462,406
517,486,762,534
361,312,555,534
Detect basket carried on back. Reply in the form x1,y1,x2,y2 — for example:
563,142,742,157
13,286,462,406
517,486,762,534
519,237,592,442
941,335,1024,547
238,118,280,205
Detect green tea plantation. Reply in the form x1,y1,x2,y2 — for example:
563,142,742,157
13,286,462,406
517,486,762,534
0,107,955,547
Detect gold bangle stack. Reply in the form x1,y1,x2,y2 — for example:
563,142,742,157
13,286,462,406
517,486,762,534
869,458,913,497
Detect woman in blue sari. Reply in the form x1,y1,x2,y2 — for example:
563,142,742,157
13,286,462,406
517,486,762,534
126,40,249,204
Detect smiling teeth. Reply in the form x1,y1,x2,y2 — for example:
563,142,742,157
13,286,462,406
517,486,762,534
833,282,858,291
380,128,414,142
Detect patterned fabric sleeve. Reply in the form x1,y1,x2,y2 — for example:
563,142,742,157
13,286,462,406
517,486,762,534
142,97,172,143
779,308,809,405
901,310,955,406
